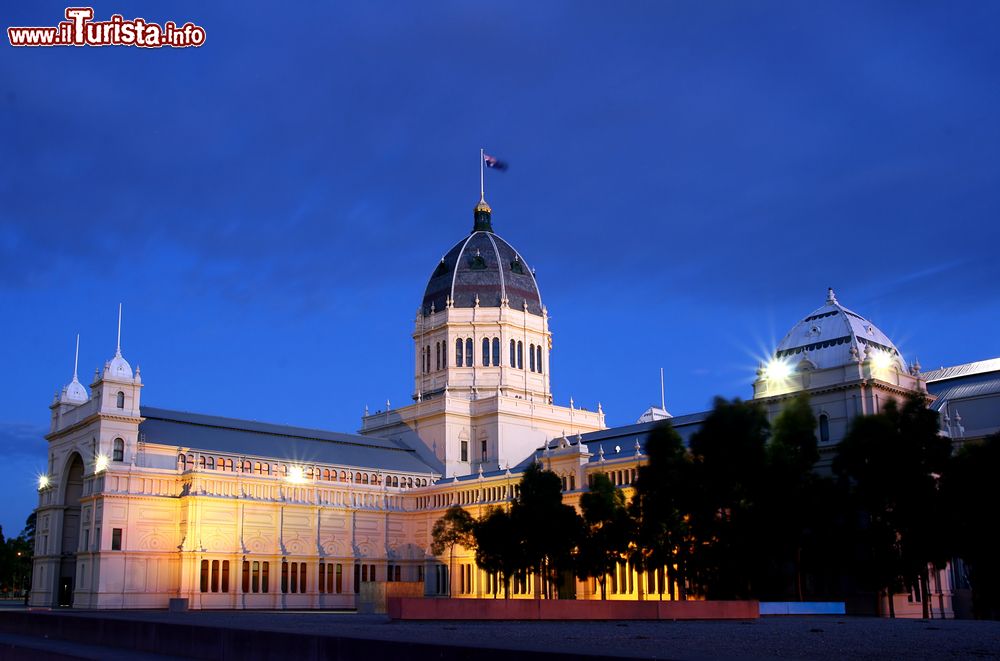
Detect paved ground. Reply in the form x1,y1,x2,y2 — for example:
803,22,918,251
29,608,999,661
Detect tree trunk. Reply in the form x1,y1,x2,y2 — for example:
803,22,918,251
795,546,804,602
599,576,606,600
921,569,931,620
448,546,454,598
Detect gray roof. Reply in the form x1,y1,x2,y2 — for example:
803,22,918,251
922,357,1000,384
929,376,1000,412
139,407,436,474
422,228,542,315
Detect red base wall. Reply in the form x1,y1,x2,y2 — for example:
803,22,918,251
387,598,759,621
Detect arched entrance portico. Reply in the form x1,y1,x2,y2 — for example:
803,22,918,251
57,453,84,607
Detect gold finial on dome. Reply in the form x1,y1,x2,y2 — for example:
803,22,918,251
475,198,491,213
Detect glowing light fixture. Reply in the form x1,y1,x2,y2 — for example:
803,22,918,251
872,350,894,372
764,358,792,381
95,454,109,473
37,474,50,490
286,465,307,485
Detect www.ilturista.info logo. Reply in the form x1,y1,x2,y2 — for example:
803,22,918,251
8,7,205,48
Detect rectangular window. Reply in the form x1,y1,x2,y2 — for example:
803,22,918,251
319,562,326,593
83,530,89,552
291,562,298,593
252,561,260,593
200,559,209,593
282,561,289,593
386,564,394,582
94,528,100,551
222,561,230,593
242,561,250,593
481,439,487,462
336,564,343,594
111,528,122,551
394,565,401,582
461,440,468,462
354,563,360,594
262,561,269,593
417,565,424,583
300,563,306,593
362,564,368,582
211,560,220,593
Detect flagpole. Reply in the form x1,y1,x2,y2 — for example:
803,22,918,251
480,147,485,202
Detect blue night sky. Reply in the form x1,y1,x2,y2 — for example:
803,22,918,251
1,1,998,536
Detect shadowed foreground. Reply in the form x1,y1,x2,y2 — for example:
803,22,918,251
0,608,998,660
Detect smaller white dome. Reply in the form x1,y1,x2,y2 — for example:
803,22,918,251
61,375,88,405
106,350,133,380
773,288,906,372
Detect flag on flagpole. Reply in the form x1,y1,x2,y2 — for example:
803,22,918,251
483,153,509,171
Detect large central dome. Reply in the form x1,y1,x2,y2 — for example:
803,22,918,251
421,200,543,315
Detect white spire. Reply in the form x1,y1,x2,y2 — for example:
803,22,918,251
480,147,485,203
105,303,133,379
61,334,88,404
116,302,122,355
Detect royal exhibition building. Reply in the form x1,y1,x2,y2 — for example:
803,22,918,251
29,195,1000,618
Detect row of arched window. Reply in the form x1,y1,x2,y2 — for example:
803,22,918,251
421,340,451,373
175,454,429,488
423,336,548,374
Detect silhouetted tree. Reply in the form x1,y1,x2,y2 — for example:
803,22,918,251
760,395,820,600
944,432,1000,619
577,472,630,599
687,397,770,599
473,506,519,599
511,462,583,598
834,394,951,617
629,420,696,599
430,505,475,597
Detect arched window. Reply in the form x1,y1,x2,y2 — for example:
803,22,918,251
206,457,215,470
517,341,523,369
242,460,251,473
199,455,206,469
178,454,187,471
340,470,347,481
116,391,125,409
435,342,440,371
529,344,536,372
465,338,473,367
362,473,369,484
510,339,516,367
442,340,447,368
819,414,830,444
482,338,490,366
226,458,234,472
492,338,500,366
355,472,361,483
536,345,543,374
113,438,124,462
456,338,463,366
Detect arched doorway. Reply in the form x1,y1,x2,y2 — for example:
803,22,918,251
57,453,84,607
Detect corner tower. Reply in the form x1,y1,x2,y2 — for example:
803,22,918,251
361,194,604,478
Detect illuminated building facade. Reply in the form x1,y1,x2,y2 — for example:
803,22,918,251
29,196,987,615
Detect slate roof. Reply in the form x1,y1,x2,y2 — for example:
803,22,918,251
139,406,436,474
922,357,1000,385
928,376,1000,412
422,229,542,315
